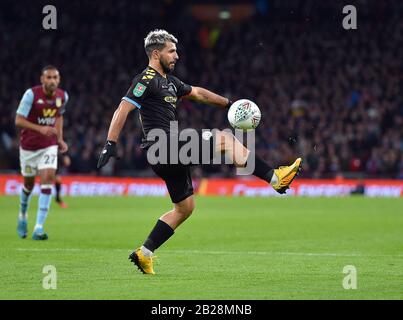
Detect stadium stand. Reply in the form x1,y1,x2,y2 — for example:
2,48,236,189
0,0,402,179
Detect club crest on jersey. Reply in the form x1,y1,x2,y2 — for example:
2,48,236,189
56,97,62,108
168,83,177,93
37,99,44,104
133,83,147,97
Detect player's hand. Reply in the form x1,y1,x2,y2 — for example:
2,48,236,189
58,140,68,153
97,140,118,169
39,126,57,137
62,155,71,167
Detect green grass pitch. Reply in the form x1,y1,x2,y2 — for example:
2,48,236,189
0,196,402,300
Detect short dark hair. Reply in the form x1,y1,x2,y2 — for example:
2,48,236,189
144,29,178,58
41,65,58,75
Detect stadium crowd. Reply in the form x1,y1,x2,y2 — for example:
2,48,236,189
0,0,402,179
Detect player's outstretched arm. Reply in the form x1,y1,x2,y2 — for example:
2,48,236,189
97,100,135,169
185,86,232,109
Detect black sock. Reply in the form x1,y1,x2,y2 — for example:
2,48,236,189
247,152,274,184
143,219,174,252
55,182,61,202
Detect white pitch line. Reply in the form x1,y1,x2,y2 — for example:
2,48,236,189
15,248,403,258
15,248,129,252
169,249,403,258
16,248,84,252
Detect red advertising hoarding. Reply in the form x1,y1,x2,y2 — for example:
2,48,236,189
0,175,402,197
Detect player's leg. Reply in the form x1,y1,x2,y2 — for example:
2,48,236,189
159,196,195,229
54,174,67,208
17,148,38,238
32,168,56,240
17,176,35,238
140,195,194,254
55,175,61,202
215,130,301,194
33,146,58,240
129,196,194,275
129,164,194,274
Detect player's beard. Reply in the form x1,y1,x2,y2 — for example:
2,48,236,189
160,58,175,74
44,84,57,95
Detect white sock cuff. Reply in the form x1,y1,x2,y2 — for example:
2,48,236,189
270,172,279,186
40,184,53,190
141,245,153,257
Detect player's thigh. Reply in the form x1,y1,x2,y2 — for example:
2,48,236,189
37,145,58,172
214,130,242,152
37,145,58,184
197,129,234,157
214,130,249,165
177,129,217,165
19,147,39,177
151,164,194,204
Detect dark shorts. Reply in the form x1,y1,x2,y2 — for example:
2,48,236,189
147,129,217,203
150,163,194,203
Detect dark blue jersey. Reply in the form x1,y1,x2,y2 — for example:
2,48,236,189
122,66,192,148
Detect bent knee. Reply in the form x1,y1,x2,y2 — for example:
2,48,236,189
175,200,195,218
40,171,56,185
179,205,194,218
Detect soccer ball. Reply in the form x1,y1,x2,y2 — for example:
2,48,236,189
227,99,261,130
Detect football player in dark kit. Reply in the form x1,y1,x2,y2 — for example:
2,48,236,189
98,30,301,274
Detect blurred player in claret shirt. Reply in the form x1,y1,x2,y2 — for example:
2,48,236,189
15,66,69,240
